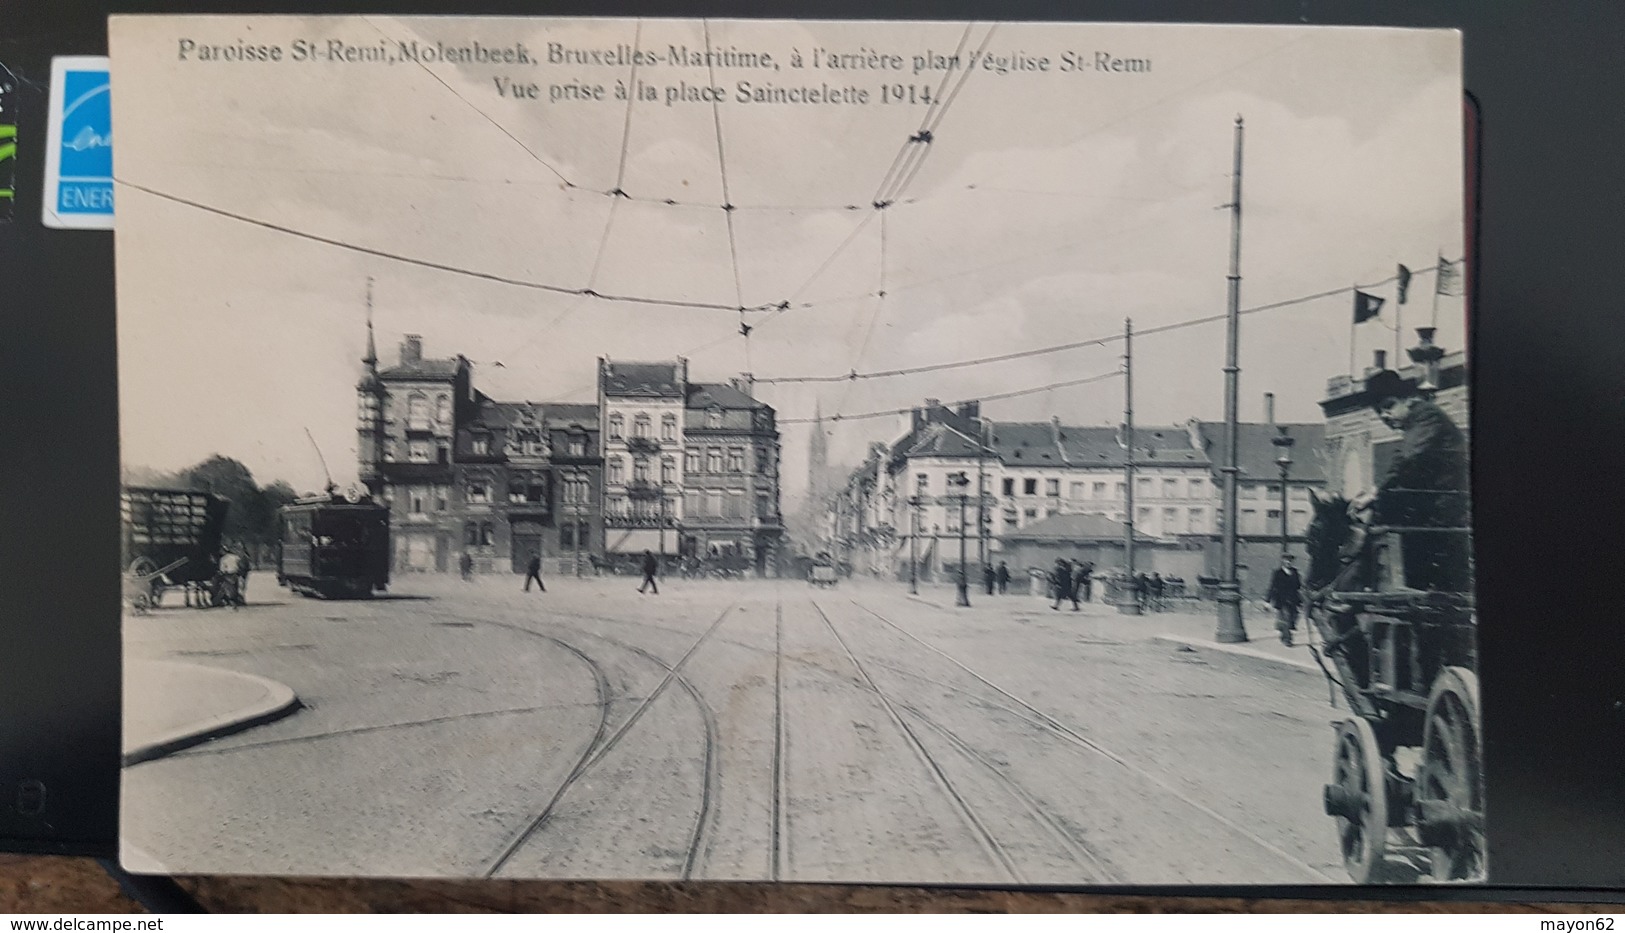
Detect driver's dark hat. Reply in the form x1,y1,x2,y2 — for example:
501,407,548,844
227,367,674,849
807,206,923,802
1364,369,1418,404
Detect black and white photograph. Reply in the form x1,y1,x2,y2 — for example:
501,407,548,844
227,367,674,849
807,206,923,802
108,16,1475,885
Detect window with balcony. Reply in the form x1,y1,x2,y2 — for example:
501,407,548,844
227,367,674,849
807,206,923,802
661,414,677,441
608,414,623,439
607,458,623,484
1023,479,1037,495
727,449,745,472
1045,479,1060,497
633,457,651,482
661,457,676,484
633,413,651,438
708,448,724,473
685,448,700,472
706,406,723,429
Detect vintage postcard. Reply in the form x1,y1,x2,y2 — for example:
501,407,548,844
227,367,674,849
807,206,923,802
109,15,1475,883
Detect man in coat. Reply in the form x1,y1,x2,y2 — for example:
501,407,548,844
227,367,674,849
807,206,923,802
523,552,546,593
1050,558,1073,610
1351,370,1471,591
638,549,661,595
1266,554,1304,646
995,561,1011,594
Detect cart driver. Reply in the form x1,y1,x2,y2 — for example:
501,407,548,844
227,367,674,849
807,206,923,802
1348,370,1470,591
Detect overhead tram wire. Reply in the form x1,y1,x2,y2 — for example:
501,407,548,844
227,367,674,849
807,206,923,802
870,22,974,207
701,19,752,370
834,207,891,417
363,17,574,189
116,180,778,314
778,368,1123,425
876,24,1000,208
757,261,1454,385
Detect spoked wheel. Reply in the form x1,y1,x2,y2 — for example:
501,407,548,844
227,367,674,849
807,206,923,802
1324,717,1390,883
1416,666,1485,881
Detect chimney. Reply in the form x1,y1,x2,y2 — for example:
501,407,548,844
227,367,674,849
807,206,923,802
911,407,925,433
1264,392,1276,426
957,400,980,420
1373,349,1387,371
731,373,755,396
400,334,423,365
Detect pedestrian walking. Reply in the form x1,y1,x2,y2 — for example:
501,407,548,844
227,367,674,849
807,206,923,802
1078,561,1094,603
983,564,996,595
1134,572,1150,611
1069,560,1091,609
1050,558,1073,610
460,551,474,582
996,561,1010,594
523,552,546,593
1266,554,1304,646
637,549,660,595
1150,572,1165,612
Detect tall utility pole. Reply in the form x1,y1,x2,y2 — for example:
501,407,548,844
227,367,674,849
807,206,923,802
1119,317,1140,615
1216,115,1249,644
976,419,988,576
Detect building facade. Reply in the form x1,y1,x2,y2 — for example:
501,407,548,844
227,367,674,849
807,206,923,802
825,397,1329,588
357,339,780,575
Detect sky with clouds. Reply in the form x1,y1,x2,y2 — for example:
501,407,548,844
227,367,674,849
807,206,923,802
109,16,1464,498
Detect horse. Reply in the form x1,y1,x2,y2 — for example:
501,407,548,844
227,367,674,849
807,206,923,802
1304,491,1363,595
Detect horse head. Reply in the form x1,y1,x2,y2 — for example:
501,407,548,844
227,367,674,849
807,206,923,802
1304,490,1354,590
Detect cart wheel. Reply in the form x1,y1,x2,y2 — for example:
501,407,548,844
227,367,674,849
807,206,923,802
129,557,158,578
1327,717,1389,883
1417,666,1485,881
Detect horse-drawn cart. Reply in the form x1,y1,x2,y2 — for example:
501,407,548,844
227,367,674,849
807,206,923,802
1306,496,1481,883
121,486,230,609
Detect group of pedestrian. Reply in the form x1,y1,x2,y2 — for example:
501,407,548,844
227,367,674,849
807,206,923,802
1049,558,1095,611
516,549,663,595
1125,571,1170,612
981,561,1014,595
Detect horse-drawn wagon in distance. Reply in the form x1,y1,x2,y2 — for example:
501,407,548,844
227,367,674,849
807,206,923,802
120,486,230,610
1306,489,1481,883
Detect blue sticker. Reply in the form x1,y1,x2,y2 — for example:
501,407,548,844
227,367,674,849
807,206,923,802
44,56,112,229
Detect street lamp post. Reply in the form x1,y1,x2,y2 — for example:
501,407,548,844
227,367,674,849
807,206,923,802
908,495,920,595
1273,426,1295,558
952,472,971,607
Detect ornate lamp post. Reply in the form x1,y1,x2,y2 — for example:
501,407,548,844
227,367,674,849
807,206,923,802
1273,426,1295,558
950,472,971,607
908,495,921,595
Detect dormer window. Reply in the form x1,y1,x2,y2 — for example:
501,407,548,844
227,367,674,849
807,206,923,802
567,434,586,458
706,406,723,429
472,436,491,456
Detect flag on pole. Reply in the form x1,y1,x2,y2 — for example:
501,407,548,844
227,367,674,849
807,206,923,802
1397,264,1413,304
1436,257,1463,296
1354,290,1385,323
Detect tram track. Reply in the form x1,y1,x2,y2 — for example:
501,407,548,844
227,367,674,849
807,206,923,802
469,604,734,879
847,597,1335,883
771,593,788,881
809,598,1024,884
